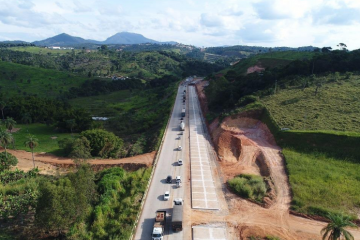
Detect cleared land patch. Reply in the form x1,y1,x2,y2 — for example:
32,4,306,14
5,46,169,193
262,75,360,132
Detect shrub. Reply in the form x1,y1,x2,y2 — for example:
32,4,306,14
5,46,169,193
81,129,124,158
228,174,267,202
0,152,18,172
69,137,92,159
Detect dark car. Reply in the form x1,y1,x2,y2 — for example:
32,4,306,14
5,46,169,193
166,175,172,183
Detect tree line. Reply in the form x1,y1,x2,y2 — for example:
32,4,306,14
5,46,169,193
0,95,92,133
206,49,360,112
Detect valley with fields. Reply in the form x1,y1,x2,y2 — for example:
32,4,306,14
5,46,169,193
1,2,360,240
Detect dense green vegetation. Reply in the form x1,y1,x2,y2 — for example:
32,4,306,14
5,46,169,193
228,174,267,203
69,167,151,240
0,165,151,239
0,61,88,98
0,47,223,80
1,95,93,133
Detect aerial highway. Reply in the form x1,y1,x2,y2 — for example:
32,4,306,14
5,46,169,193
134,84,187,240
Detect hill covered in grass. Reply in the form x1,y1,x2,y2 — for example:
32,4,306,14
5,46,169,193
0,61,88,98
262,73,360,132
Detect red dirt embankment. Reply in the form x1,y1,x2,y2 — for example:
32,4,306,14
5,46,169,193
2,149,155,174
193,81,360,240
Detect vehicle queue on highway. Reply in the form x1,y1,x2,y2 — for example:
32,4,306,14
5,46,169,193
151,79,190,240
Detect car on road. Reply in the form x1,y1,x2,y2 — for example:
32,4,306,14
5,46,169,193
178,159,183,166
176,176,181,183
174,198,184,205
164,191,170,201
178,146,182,151
166,175,172,183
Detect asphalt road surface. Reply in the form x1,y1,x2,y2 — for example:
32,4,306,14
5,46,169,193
134,85,187,240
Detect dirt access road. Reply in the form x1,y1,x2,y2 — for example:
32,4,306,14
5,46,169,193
2,149,155,175
193,81,360,239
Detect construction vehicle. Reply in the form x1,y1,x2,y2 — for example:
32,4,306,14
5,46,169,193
152,211,166,240
172,205,183,232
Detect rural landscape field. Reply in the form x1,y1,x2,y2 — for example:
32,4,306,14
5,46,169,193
1,1,360,240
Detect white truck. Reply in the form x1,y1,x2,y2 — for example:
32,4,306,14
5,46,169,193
152,211,166,240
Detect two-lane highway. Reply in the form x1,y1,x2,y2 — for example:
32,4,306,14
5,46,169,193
134,85,187,240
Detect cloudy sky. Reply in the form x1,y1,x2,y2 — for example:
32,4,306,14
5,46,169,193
0,0,359,49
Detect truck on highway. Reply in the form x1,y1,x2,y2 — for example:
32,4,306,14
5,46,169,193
181,108,185,117
172,205,183,232
152,211,166,240
180,122,185,131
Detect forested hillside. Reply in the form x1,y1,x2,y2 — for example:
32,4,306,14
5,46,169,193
0,47,223,79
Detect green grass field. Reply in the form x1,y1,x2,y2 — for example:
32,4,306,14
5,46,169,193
0,61,88,98
262,74,360,132
69,90,132,116
284,149,360,217
11,123,75,155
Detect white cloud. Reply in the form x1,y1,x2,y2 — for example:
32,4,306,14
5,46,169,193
0,0,359,49
200,13,224,27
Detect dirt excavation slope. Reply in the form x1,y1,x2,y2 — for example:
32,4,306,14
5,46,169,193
203,112,360,239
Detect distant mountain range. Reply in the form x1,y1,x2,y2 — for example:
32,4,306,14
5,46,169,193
32,32,177,46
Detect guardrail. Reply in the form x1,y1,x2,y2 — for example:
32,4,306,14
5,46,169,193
128,83,180,240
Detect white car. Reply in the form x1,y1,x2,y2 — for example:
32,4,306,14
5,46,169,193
178,146,182,151
174,198,184,205
178,159,183,166
176,176,181,183
164,191,170,201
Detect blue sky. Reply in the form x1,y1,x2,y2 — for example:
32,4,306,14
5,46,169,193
0,0,359,49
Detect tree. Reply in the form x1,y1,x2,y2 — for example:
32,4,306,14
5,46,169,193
69,137,92,159
21,112,32,124
36,166,96,237
322,47,332,53
0,101,5,121
0,152,18,171
35,178,77,237
81,129,123,158
4,117,16,149
129,135,146,156
0,128,13,158
66,119,76,134
337,43,348,51
4,117,16,133
24,134,38,169
321,213,357,240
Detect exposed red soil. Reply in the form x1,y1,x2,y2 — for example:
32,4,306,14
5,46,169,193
247,65,265,74
2,149,155,174
192,81,360,240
